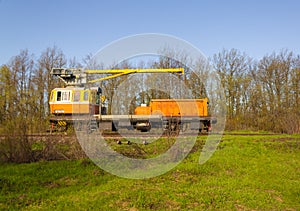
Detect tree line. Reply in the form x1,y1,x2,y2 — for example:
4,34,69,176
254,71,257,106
213,49,299,133
0,46,299,135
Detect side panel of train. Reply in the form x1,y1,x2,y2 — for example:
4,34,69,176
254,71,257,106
132,98,214,132
135,98,209,117
49,88,100,115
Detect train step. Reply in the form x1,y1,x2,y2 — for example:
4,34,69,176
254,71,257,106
88,119,98,131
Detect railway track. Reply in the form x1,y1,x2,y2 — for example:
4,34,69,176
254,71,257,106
0,132,281,140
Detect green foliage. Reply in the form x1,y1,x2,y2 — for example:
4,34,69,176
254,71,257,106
0,134,299,210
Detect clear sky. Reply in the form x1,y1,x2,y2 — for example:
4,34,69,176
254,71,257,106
0,0,299,65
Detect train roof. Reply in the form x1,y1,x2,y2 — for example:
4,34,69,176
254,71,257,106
150,98,208,102
52,87,99,91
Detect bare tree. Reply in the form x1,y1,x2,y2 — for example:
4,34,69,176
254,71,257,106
69,56,83,68
37,46,66,114
212,48,252,129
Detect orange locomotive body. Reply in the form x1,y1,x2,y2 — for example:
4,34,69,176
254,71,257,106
135,98,208,117
133,98,215,133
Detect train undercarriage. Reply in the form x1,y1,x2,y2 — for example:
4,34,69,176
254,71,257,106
49,114,217,135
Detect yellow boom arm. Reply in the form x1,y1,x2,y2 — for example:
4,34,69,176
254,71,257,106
51,68,184,86
86,68,184,83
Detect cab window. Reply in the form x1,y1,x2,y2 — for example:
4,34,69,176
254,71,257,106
74,91,80,102
62,92,70,101
57,91,62,101
57,91,71,102
83,91,89,101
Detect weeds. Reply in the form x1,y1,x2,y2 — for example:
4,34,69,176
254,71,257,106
0,134,299,210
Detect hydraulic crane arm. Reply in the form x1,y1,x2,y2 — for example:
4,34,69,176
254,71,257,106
86,68,184,83
51,68,184,86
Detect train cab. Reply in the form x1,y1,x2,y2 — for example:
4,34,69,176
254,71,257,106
49,87,101,115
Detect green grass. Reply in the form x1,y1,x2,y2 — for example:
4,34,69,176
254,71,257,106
0,134,299,210
224,130,277,134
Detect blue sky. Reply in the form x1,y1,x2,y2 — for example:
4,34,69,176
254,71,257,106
0,0,299,65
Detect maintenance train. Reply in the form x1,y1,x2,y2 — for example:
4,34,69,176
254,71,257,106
49,68,216,133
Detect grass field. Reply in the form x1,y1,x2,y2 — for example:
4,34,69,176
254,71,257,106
0,134,299,210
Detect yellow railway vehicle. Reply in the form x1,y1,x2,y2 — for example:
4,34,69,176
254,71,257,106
49,87,101,115
49,86,105,131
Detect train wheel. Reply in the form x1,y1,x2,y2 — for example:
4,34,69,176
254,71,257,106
168,125,179,137
170,131,179,137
